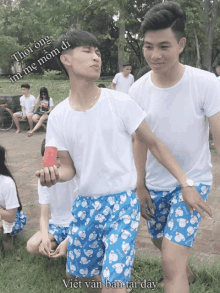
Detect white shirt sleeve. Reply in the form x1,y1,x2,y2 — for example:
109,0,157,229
45,112,68,151
112,73,119,84
202,78,220,117
20,96,24,107
2,178,19,210
49,98,54,107
119,96,146,134
38,180,50,205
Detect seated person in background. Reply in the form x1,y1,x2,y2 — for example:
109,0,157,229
12,84,35,134
111,63,134,94
28,87,54,137
27,138,76,258
0,145,27,251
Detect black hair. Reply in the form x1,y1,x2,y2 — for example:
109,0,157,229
123,63,132,67
21,84,30,89
141,1,186,41
41,138,46,157
98,83,106,88
0,145,22,211
54,29,100,77
40,87,50,102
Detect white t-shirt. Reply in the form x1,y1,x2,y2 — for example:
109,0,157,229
46,88,146,197
38,180,76,227
39,97,54,112
20,95,35,113
129,65,220,191
113,72,134,94
217,76,220,82
0,175,19,209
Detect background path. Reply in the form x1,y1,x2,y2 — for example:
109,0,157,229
1,130,220,264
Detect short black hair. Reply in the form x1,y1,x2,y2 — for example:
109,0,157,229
98,83,106,88
54,29,100,76
123,63,132,67
141,1,186,41
41,138,45,157
21,84,30,89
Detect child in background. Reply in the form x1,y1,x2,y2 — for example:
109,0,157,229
12,84,35,134
28,87,54,137
0,145,27,251
27,139,76,257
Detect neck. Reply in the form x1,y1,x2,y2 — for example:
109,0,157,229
152,62,185,88
69,76,99,109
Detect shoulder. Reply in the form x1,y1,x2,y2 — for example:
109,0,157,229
30,95,35,100
186,65,218,84
20,95,24,101
48,97,69,120
129,71,151,93
103,88,132,102
0,175,16,190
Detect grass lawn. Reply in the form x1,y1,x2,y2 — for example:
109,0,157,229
1,236,220,293
0,78,112,108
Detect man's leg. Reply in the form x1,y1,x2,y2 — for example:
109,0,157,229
151,237,194,284
12,112,22,133
27,231,57,255
161,238,189,293
27,113,34,132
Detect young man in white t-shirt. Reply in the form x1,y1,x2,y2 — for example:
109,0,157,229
12,84,35,134
35,29,211,293
111,63,134,94
27,139,75,257
129,2,220,292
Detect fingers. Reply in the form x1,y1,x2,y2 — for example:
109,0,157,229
198,201,212,218
36,166,60,187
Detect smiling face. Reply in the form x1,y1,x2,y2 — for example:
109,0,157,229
143,27,186,76
60,46,101,81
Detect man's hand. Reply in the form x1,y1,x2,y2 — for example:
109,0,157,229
39,238,52,257
135,186,155,220
50,238,68,259
22,114,27,120
182,187,212,218
35,166,60,187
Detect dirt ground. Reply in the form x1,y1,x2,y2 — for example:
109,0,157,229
1,129,220,263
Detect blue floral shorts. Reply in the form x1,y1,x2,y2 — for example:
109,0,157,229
66,190,140,285
49,223,69,244
146,184,211,247
10,210,27,236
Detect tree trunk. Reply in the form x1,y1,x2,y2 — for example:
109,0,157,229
118,11,125,72
203,0,218,71
193,28,201,68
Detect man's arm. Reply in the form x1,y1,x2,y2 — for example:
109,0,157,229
35,151,76,187
132,133,155,219
209,111,220,155
111,82,116,90
135,121,212,218
0,207,17,223
21,106,26,119
39,204,51,256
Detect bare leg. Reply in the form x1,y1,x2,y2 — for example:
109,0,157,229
12,113,22,133
27,113,34,132
27,231,57,255
29,114,48,135
151,237,194,285
162,238,190,293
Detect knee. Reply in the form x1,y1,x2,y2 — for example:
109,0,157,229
27,113,32,119
13,113,18,118
32,117,39,123
26,239,39,255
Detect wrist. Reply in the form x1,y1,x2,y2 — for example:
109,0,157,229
179,178,194,189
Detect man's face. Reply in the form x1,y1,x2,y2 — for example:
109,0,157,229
62,46,101,81
216,66,220,76
143,28,185,75
21,87,29,96
123,66,132,77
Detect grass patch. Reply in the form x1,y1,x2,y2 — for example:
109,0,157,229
0,78,112,108
1,236,220,292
